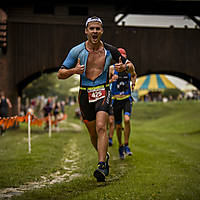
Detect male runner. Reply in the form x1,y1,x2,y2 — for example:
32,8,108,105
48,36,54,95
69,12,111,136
58,16,134,181
110,48,137,159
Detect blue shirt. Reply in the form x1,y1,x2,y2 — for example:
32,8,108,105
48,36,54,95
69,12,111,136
62,42,126,87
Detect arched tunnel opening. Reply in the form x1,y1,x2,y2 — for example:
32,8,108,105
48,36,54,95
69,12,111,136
17,70,80,118
16,70,199,118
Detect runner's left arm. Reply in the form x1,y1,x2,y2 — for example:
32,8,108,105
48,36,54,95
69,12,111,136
127,60,137,90
105,43,134,73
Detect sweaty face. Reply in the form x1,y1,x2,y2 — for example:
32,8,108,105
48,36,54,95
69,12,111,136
85,22,103,44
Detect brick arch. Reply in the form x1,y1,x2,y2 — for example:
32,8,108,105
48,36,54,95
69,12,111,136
1,6,200,115
0,9,8,97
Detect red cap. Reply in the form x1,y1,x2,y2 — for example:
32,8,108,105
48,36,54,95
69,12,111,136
118,48,127,57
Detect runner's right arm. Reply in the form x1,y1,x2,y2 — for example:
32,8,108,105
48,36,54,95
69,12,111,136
109,65,118,83
57,46,84,79
58,58,84,79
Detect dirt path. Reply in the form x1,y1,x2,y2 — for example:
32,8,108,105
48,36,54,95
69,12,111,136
0,136,81,199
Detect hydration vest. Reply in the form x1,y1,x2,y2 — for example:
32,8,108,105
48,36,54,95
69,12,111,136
111,69,131,96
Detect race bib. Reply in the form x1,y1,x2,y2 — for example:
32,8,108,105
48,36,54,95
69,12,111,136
88,87,106,103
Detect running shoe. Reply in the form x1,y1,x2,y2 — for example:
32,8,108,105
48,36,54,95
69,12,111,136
93,162,106,182
124,145,133,156
105,152,110,176
108,138,113,146
119,145,125,160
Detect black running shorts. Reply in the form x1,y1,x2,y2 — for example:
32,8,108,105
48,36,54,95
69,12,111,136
113,96,133,124
78,87,111,122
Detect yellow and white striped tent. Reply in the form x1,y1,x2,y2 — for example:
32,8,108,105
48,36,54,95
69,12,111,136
135,74,176,97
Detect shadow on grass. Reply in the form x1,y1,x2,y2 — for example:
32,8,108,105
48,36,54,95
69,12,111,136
183,130,200,136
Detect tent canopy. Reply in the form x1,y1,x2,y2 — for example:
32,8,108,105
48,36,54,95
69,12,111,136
135,74,177,96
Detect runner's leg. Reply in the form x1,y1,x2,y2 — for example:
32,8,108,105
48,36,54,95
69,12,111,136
124,115,130,144
84,120,98,151
124,98,132,145
96,111,108,162
116,123,123,146
108,115,115,139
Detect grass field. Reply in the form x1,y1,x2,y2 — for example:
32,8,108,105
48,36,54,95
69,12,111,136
0,100,200,200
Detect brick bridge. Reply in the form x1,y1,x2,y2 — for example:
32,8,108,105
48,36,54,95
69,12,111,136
0,1,200,114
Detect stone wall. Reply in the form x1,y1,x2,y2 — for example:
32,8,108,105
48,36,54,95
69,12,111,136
0,52,18,115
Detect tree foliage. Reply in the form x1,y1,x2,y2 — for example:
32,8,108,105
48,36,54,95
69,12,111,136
23,72,79,100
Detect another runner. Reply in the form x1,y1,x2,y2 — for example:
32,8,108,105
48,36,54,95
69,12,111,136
110,48,137,159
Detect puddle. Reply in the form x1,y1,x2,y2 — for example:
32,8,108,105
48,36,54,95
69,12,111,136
0,139,81,199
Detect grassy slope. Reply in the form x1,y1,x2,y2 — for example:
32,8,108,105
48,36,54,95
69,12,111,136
0,100,200,200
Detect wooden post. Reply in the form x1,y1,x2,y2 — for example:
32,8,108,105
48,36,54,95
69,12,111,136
48,114,52,138
28,114,31,153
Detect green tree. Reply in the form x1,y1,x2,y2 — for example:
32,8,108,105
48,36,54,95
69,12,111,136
23,73,79,100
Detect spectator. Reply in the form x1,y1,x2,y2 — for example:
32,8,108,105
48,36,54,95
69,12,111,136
110,48,136,159
53,101,60,131
75,107,82,120
27,104,35,115
43,99,52,130
0,90,12,134
60,100,65,114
